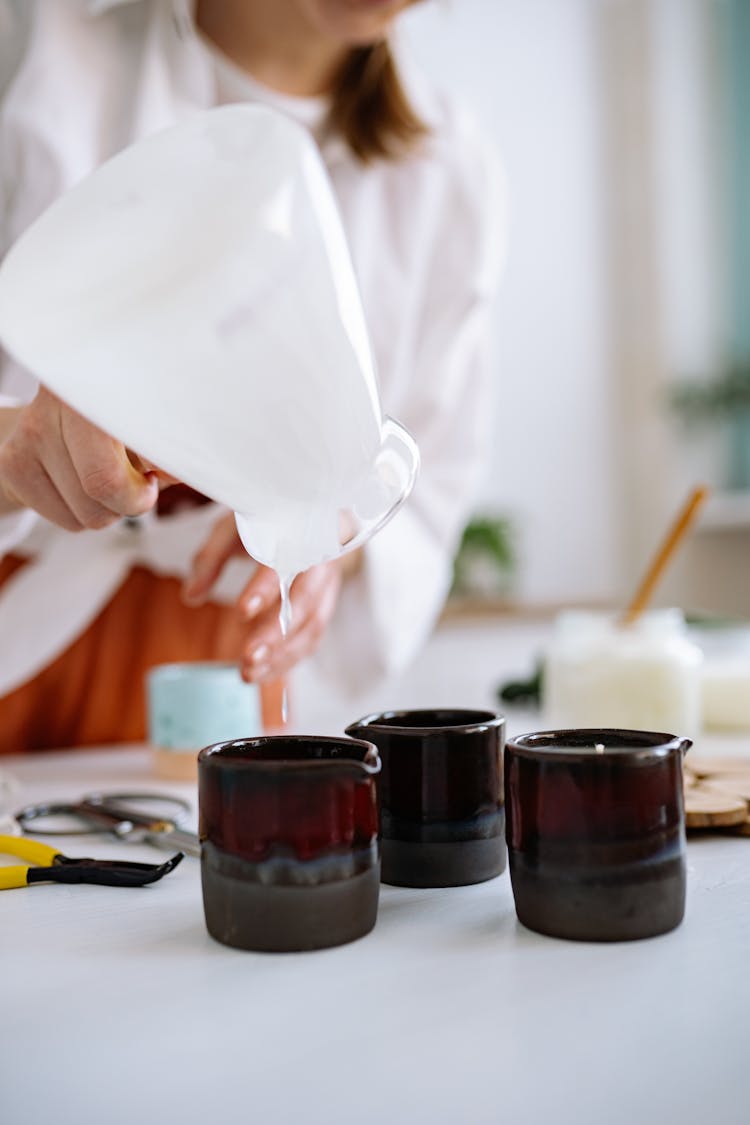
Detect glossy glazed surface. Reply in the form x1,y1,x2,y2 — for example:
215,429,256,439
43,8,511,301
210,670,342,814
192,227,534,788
346,710,504,828
199,736,379,865
506,753,684,853
198,736,382,950
504,728,688,941
346,709,506,886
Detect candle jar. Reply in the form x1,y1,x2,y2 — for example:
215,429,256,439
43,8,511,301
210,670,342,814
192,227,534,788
198,736,381,952
689,620,750,732
544,609,702,735
345,709,505,887
505,728,691,942
148,662,261,781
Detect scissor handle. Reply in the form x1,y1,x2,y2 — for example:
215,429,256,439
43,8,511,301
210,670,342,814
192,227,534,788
0,834,60,890
15,792,192,837
0,866,35,890
0,834,59,865
83,792,192,831
15,801,133,837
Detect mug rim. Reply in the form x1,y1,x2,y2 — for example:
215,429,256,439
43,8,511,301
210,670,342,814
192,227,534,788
198,734,381,775
346,709,505,737
148,661,244,680
506,728,691,763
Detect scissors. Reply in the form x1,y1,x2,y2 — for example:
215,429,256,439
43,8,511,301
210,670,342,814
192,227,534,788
15,791,201,858
0,834,183,890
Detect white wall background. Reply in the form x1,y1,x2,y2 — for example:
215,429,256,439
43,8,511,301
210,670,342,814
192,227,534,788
400,0,621,606
647,0,748,615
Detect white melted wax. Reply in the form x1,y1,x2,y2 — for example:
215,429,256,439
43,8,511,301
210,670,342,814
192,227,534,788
278,576,292,724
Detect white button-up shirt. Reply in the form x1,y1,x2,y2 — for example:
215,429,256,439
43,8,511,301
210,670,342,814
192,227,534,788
0,0,504,698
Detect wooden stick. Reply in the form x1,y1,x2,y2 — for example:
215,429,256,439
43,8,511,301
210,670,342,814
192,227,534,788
620,486,709,627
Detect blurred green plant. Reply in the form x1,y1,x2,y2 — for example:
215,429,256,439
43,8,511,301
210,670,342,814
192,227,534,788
670,360,750,489
669,360,750,420
452,515,516,598
497,660,544,708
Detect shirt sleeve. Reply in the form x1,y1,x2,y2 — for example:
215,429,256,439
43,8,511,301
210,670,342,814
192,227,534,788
0,390,37,556
0,2,48,555
317,119,507,693
0,2,31,102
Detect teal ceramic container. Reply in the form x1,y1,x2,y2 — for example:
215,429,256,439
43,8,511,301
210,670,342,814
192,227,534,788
147,662,262,779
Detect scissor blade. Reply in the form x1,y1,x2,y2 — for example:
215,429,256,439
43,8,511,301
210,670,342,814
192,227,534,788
143,827,201,858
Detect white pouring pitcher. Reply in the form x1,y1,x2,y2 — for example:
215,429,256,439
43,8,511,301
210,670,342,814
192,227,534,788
0,105,418,576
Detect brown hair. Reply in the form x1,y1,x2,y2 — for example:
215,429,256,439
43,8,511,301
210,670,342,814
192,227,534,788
327,41,429,163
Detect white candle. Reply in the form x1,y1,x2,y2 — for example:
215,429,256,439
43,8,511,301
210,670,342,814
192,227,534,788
544,609,702,735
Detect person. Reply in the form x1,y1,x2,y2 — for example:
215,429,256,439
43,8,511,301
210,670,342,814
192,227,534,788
0,0,504,752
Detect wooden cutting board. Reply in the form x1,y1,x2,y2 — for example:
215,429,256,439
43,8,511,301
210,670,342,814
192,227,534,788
685,754,750,779
683,755,750,832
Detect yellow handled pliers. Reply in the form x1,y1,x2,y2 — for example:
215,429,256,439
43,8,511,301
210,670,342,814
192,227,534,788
0,834,183,889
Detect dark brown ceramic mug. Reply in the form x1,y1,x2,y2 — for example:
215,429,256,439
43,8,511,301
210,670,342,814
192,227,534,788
505,728,691,942
345,709,506,887
198,736,381,952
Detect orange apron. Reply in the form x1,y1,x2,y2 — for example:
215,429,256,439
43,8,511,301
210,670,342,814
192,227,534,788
0,553,284,754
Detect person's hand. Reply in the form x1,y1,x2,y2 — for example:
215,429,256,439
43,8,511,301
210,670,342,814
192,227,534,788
0,387,159,529
183,512,344,682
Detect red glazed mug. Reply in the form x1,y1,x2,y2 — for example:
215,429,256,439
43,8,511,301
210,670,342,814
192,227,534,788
199,735,381,952
505,728,691,942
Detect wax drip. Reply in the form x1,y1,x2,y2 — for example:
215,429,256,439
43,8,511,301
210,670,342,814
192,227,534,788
279,575,293,639
278,575,293,724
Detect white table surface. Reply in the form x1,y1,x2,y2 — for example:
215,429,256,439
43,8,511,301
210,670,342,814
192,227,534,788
2,619,750,1125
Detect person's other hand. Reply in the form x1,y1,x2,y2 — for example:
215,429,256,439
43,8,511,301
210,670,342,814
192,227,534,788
183,512,344,682
0,387,159,529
